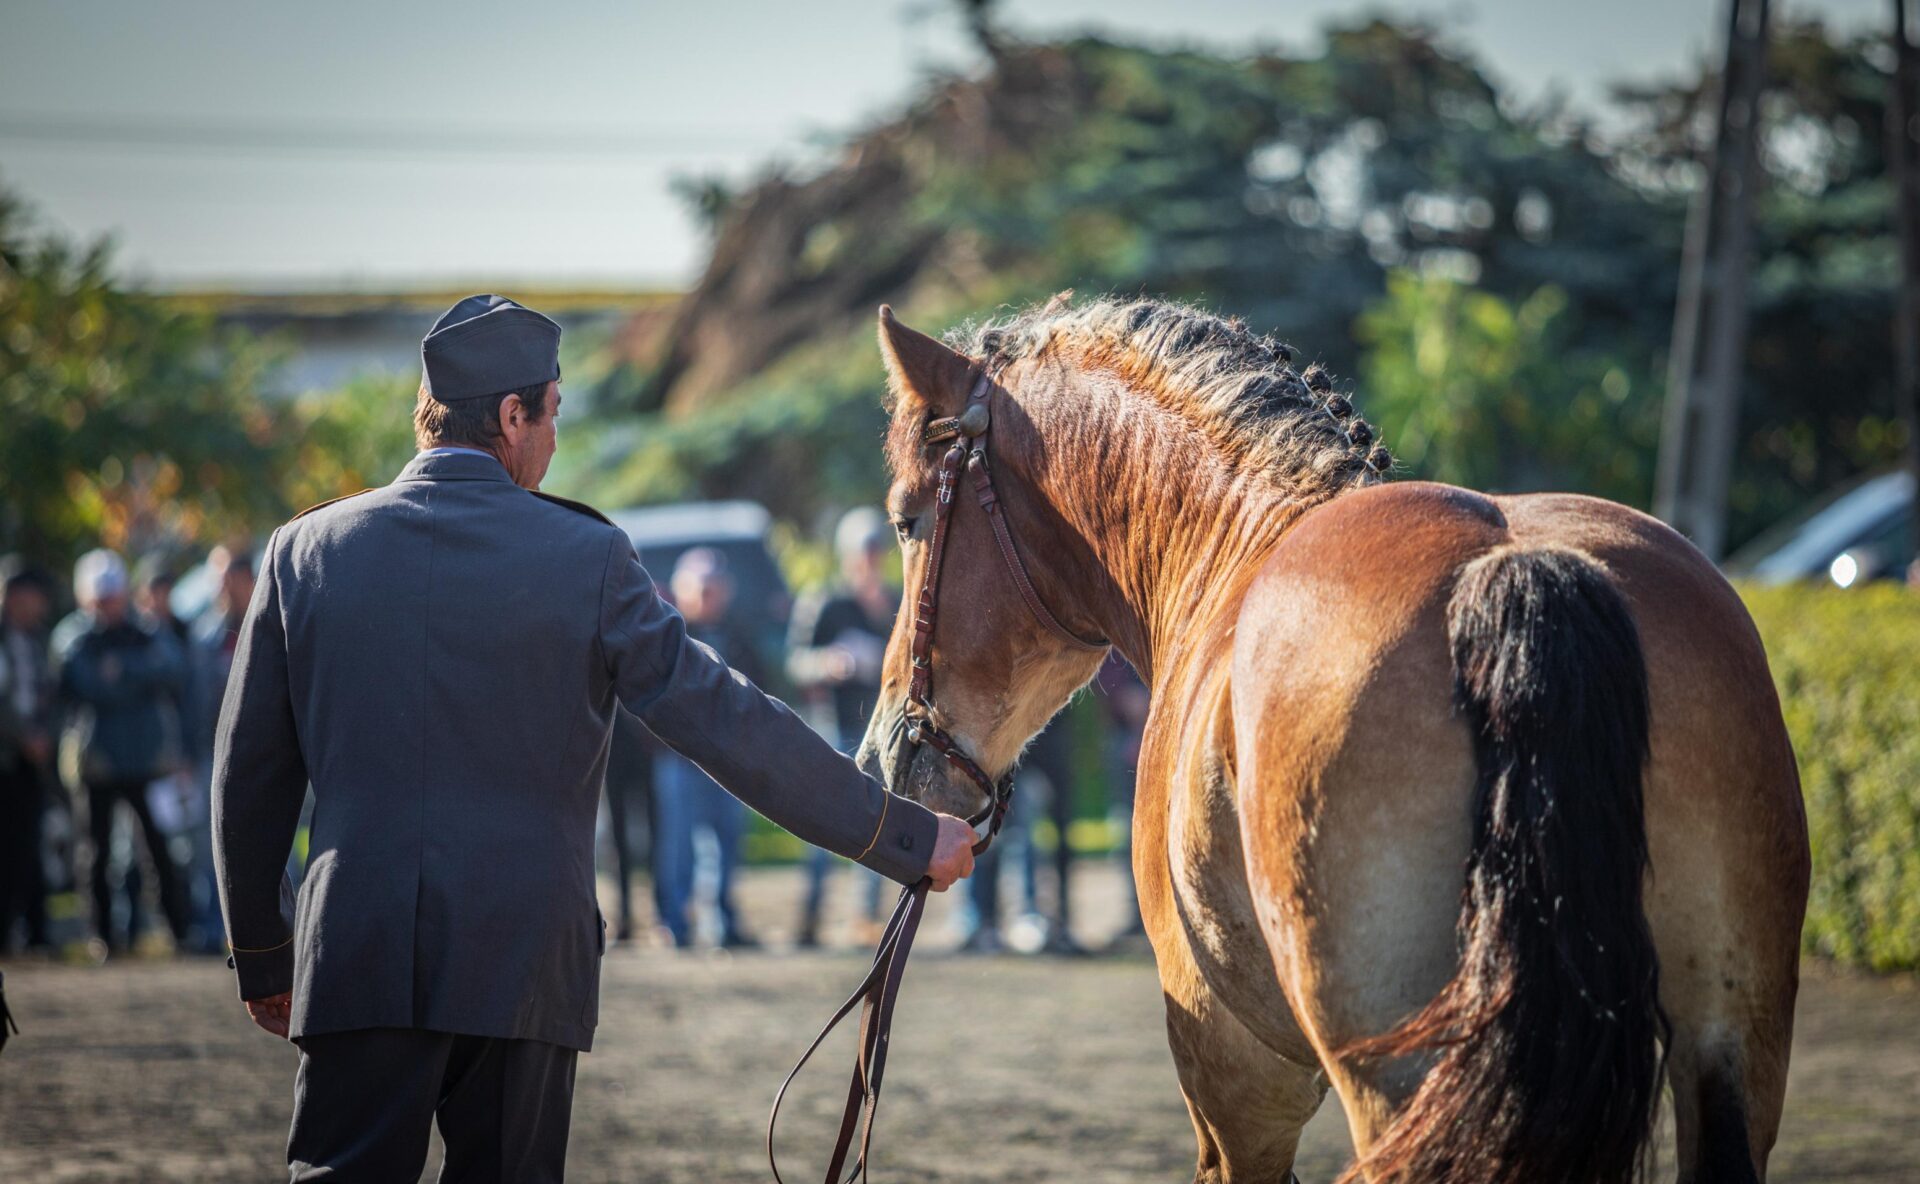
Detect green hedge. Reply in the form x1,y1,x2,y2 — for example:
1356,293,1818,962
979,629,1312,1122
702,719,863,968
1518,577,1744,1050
1742,582,1920,972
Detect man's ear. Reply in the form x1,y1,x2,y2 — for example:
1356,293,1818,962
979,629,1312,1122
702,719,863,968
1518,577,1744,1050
498,392,525,438
877,305,974,417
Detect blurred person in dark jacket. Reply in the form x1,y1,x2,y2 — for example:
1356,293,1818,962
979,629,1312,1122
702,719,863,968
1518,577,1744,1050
58,548,190,954
786,508,898,947
135,553,192,647
181,545,255,953
650,548,763,949
0,559,58,954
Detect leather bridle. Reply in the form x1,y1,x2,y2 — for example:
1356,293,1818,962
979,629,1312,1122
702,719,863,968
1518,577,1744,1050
895,364,1108,846
768,363,1108,1184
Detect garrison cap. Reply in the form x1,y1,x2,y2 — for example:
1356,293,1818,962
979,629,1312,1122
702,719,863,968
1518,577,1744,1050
421,294,562,403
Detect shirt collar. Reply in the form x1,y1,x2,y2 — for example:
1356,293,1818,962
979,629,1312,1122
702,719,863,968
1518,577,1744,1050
396,449,515,485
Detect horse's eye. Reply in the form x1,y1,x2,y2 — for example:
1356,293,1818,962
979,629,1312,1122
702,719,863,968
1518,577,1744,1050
892,515,919,543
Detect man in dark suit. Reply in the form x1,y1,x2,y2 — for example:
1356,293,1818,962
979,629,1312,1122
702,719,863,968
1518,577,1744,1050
213,294,975,1182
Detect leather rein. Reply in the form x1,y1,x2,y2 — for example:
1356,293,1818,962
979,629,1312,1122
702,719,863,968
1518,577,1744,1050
768,365,1107,1183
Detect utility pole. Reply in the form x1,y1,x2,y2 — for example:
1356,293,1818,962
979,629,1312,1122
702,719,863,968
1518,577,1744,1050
1892,0,1920,559
1654,0,1770,562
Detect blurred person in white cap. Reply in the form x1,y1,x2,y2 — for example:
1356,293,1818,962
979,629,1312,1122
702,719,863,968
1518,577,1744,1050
56,547,190,955
786,507,900,946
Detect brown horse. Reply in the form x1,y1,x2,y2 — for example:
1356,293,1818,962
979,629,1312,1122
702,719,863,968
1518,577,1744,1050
856,297,1809,1184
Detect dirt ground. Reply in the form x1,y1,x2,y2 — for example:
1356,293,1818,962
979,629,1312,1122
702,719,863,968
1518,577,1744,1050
1,863,1915,1183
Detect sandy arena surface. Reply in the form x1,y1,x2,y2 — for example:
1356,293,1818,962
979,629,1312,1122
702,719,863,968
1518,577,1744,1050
1,864,1915,1182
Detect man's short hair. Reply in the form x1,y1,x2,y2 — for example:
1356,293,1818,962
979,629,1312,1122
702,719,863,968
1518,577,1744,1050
413,380,552,453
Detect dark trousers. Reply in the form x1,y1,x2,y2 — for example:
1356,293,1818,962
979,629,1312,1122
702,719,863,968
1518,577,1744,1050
0,760,51,950
85,776,188,949
290,1027,577,1183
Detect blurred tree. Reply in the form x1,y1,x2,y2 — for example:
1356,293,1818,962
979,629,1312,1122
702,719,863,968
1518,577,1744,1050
282,374,418,513
0,185,285,570
1614,17,1910,546
605,21,1684,526
577,18,1905,554
1358,271,1660,504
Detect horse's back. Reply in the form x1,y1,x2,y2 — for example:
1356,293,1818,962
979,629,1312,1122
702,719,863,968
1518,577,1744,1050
1227,481,1807,1172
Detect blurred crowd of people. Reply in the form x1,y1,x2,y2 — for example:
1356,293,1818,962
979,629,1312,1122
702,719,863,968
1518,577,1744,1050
605,507,1152,957
0,544,258,960
0,506,1152,963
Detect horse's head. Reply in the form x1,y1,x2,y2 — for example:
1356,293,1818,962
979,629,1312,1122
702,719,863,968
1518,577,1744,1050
856,307,1112,824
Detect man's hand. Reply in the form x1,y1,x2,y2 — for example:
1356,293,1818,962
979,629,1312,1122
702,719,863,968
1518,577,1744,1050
244,991,292,1039
925,814,977,892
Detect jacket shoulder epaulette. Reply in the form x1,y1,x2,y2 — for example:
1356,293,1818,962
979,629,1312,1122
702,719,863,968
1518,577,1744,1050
290,488,375,522
531,490,614,526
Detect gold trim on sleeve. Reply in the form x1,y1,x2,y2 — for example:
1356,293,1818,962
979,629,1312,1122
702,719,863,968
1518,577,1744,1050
228,936,294,954
854,789,892,862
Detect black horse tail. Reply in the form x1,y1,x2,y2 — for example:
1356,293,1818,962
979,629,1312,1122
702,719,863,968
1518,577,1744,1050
1340,545,1668,1184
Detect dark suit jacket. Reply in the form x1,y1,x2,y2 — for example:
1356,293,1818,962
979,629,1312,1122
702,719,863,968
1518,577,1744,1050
213,451,935,1051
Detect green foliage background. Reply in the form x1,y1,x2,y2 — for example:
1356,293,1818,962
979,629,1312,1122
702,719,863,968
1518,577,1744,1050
1744,584,1920,971
0,189,289,563
581,17,1906,546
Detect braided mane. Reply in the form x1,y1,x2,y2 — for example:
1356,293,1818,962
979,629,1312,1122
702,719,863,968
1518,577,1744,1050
946,296,1392,504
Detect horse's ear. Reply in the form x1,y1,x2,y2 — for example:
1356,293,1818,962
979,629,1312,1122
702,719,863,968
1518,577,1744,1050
878,305,972,416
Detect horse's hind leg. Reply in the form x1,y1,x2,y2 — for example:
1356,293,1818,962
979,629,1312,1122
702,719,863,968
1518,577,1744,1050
1649,845,1800,1183
1665,1036,1772,1184
1162,961,1327,1184
1636,597,1805,1183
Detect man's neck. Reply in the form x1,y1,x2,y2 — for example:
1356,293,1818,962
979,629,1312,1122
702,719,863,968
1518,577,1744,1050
417,445,532,488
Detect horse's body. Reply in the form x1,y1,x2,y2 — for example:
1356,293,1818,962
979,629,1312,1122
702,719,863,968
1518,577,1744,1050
859,298,1809,1183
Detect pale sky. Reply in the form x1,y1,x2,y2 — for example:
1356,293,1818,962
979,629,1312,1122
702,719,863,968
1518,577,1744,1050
0,0,1891,290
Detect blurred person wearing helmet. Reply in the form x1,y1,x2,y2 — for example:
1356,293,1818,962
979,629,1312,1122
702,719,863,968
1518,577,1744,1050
57,548,190,955
786,507,899,947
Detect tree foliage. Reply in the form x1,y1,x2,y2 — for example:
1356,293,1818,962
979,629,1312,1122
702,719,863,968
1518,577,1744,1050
592,16,1903,552
1358,272,1659,502
0,186,428,572
602,20,1684,525
1614,17,1908,540
0,187,286,568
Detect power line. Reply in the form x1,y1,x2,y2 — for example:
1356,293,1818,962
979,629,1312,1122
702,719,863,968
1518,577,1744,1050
0,112,793,157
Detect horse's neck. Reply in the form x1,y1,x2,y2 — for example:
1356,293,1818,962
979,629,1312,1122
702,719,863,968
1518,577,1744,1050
1032,389,1307,684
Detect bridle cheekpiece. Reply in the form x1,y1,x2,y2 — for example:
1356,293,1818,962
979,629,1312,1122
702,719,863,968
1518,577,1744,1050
893,363,1108,855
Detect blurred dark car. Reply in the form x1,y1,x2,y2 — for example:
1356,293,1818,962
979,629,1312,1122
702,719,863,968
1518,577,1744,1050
1726,470,1915,588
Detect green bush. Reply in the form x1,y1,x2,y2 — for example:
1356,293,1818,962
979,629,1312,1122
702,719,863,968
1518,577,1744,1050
1742,582,1920,971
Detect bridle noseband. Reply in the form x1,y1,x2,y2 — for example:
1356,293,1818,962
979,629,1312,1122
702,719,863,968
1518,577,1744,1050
894,364,1109,853
768,362,1108,1184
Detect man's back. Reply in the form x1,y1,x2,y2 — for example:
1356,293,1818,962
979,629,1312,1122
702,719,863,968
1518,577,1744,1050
216,451,939,1052
271,451,622,1048
211,296,968,1184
